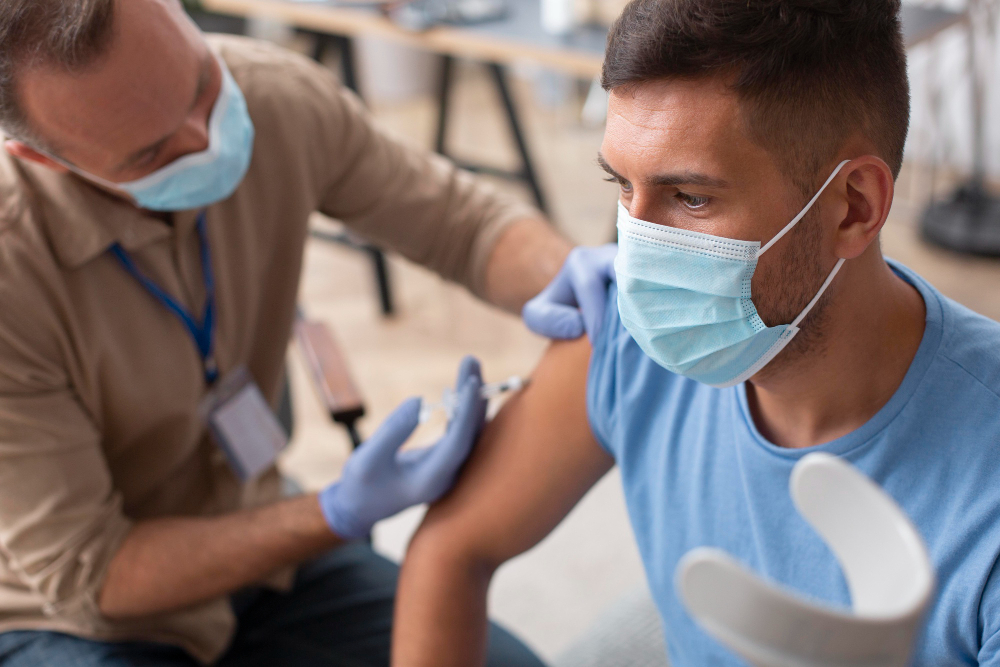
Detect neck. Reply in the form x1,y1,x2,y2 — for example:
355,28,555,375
746,248,926,448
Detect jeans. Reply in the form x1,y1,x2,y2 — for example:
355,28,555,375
0,543,546,667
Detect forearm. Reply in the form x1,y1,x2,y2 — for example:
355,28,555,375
483,218,572,313
394,535,495,667
99,493,341,619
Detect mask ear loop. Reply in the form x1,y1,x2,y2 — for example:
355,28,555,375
757,159,852,330
758,160,852,256
789,257,846,329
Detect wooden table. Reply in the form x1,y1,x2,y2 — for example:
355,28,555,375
203,0,607,77
201,0,963,78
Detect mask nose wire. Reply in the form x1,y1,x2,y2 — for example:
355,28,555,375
757,159,852,257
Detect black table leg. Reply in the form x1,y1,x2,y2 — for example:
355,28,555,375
305,31,395,317
309,30,330,63
433,58,550,216
368,245,395,317
489,63,549,215
435,55,456,155
332,35,360,94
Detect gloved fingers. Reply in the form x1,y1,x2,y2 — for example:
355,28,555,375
418,375,487,489
522,262,585,339
522,301,587,340
396,446,432,467
522,245,619,341
453,355,483,393
352,397,422,474
446,373,486,441
568,244,618,343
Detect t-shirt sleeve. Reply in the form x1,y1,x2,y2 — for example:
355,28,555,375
272,47,540,299
586,283,624,459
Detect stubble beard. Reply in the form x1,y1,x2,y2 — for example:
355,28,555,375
750,205,835,382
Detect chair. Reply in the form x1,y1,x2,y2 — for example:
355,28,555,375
277,310,367,450
676,453,935,667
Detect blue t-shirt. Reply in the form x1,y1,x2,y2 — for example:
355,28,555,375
587,261,1000,666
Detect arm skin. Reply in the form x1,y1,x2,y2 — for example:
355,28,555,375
98,493,341,619
482,218,573,314
392,338,613,666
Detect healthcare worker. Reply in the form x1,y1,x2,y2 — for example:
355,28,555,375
0,1,614,665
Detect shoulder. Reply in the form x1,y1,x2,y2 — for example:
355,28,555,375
901,261,1000,402
0,151,31,237
0,156,71,386
0,154,59,278
211,35,359,120
211,35,326,85
210,35,369,184
938,299,1000,401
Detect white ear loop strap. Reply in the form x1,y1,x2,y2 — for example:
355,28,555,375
759,160,851,256
790,257,845,329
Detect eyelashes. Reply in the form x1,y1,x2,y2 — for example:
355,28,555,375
676,192,709,209
604,176,632,192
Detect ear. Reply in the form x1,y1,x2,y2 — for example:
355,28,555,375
832,156,893,260
4,140,70,174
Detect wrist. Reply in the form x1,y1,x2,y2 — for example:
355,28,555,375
318,482,371,541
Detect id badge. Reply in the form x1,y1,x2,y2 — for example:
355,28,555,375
199,366,288,481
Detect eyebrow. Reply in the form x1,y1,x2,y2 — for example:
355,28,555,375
596,153,730,189
114,53,215,174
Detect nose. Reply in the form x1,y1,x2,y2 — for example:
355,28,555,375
174,114,210,157
627,194,656,224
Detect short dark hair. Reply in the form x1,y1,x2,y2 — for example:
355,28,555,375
602,0,910,189
0,0,117,148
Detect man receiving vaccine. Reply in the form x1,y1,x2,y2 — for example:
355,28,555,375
0,1,613,665
394,1,1000,665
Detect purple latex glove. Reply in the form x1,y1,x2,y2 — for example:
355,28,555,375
522,244,618,343
319,356,487,540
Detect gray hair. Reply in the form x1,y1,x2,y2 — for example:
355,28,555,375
0,0,117,149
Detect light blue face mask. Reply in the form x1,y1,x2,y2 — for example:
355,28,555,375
64,57,255,212
615,160,850,388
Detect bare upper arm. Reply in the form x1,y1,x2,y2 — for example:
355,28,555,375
410,337,613,567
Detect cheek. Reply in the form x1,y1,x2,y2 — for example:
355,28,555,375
750,221,826,324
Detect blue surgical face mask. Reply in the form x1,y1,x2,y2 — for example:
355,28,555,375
63,57,255,212
614,160,850,388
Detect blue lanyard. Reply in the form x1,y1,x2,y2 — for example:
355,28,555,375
110,211,219,385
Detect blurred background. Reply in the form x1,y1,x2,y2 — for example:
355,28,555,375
185,0,1000,660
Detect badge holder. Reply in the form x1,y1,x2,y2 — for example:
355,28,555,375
199,366,289,481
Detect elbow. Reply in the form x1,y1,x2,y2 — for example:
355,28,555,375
404,516,500,584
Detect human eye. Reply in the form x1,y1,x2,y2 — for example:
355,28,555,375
135,150,159,169
125,145,163,175
675,191,709,210
604,176,633,194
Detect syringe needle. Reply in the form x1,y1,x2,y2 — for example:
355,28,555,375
419,376,530,423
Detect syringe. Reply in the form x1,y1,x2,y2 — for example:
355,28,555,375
419,375,530,423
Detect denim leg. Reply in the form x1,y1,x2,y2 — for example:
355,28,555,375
0,630,198,667
221,542,546,667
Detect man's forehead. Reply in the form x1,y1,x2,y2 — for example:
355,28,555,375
18,0,204,162
603,78,757,174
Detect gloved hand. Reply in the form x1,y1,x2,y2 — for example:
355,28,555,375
522,244,618,343
319,356,487,540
